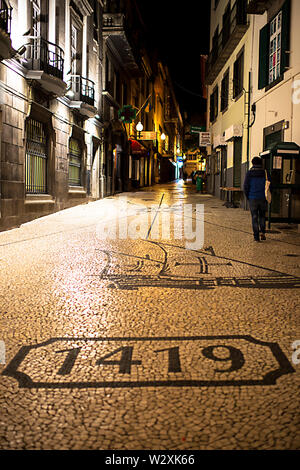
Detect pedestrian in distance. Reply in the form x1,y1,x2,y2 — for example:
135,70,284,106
196,172,203,193
243,156,269,242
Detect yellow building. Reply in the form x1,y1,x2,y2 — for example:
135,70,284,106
206,0,300,222
248,0,300,224
206,0,251,204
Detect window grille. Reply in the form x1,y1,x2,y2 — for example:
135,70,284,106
69,138,82,186
26,119,47,194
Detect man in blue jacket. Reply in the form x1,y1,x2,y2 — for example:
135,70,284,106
243,156,268,242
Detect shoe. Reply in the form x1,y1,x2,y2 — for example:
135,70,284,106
254,238,260,242
261,234,266,240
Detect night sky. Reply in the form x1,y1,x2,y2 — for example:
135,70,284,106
138,1,211,119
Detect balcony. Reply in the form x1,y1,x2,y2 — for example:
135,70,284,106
25,37,67,96
0,2,15,60
103,12,141,77
67,75,97,118
205,0,249,85
246,0,271,14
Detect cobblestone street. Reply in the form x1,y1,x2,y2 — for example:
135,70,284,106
0,181,299,450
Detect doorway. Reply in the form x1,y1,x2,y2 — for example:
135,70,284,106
233,137,242,187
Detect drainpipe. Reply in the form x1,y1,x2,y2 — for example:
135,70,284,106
246,71,251,173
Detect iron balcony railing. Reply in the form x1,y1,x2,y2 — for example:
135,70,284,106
206,0,248,84
68,75,95,106
246,0,269,14
0,2,12,35
26,37,64,80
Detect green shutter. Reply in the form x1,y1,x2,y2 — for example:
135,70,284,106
280,0,291,76
258,23,269,90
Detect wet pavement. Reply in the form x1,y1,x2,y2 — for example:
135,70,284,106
0,180,299,450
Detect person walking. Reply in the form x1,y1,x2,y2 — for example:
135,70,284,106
243,156,269,242
196,172,203,193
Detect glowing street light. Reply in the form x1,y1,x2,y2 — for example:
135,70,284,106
136,121,143,139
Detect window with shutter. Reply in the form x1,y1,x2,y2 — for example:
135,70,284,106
258,0,290,90
258,23,269,89
280,0,291,76
209,86,219,122
268,11,282,84
233,50,244,98
221,70,229,111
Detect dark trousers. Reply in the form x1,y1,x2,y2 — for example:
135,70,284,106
248,199,267,239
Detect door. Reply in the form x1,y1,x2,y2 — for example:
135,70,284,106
264,130,282,215
233,137,242,188
220,147,227,187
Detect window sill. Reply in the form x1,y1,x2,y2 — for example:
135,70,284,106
265,74,284,92
232,91,243,102
25,195,55,204
68,186,86,195
210,117,218,125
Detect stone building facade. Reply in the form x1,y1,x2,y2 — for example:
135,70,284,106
0,0,183,232
0,0,103,231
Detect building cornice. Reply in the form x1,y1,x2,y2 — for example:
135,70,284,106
72,0,94,16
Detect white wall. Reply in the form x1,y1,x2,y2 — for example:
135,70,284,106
250,0,300,157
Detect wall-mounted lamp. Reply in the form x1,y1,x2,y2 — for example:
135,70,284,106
65,89,75,99
136,121,143,139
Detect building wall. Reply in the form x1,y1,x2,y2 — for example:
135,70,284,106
207,0,300,213
207,0,252,199
250,0,300,157
0,0,103,231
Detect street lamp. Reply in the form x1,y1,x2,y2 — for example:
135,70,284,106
136,121,143,139
160,132,166,152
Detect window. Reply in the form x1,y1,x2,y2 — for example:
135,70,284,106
269,11,282,84
69,138,82,186
258,0,290,89
222,3,231,48
32,0,41,60
212,26,219,64
233,49,244,98
210,85,218,122
71,24,78,75
32,0,40,37
26,119,47,194
221,70,229,111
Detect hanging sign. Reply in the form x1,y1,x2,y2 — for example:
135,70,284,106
199,132,211,146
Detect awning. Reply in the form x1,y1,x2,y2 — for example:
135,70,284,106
213,135,227,149
260,141,300,157
129,139,149,156
224,124,243,141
